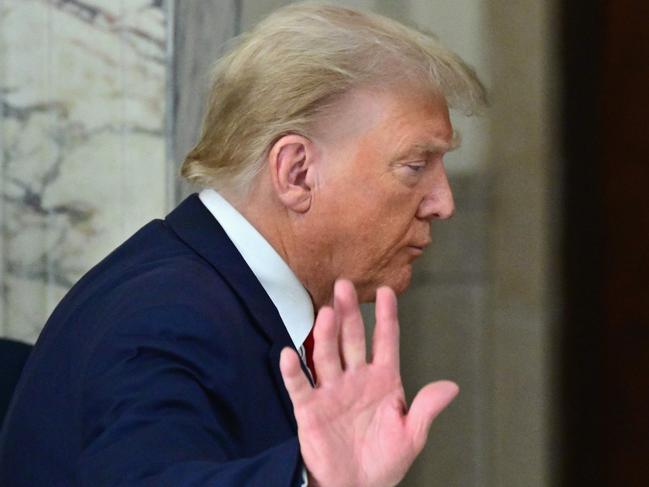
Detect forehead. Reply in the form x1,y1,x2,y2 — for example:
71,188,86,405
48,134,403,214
316,86,455,156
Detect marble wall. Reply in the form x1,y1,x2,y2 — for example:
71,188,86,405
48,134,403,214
0,0,171,342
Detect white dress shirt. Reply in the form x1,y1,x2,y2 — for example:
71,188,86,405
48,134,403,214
198,188,313,486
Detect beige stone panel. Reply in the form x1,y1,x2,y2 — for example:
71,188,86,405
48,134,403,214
484,0,560,485
399,283,488,487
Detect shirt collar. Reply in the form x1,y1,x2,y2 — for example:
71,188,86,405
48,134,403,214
198,188,314,350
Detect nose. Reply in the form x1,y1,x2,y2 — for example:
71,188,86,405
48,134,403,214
416,165,455,220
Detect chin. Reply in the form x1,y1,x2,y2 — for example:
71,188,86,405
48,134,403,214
390,267,413,295
362,265,412,302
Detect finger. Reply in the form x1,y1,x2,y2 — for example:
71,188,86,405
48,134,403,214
406,381,459,453
280,347,313,406
313,305,343,383
371,286,399,373
335,279,366,369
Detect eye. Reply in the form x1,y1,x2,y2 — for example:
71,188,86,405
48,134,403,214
405,162,426,173
392,160,429,185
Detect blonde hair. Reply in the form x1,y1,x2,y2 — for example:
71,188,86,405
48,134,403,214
181,2,486,193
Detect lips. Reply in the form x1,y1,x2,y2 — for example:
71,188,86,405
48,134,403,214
406,237,430,255
406,242,428,255
410,239,431,250
406,247,422,257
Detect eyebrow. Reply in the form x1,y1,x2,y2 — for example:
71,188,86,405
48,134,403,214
396,130,462,160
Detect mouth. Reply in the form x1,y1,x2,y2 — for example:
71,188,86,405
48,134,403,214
406,244,428,256
407,237,431,254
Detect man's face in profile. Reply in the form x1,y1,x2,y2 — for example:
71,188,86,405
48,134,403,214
307,87,456,302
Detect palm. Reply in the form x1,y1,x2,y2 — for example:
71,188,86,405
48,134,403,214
297,364,411,486
280,280,458,487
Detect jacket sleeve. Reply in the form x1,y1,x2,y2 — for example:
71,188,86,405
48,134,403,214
76,304,304,487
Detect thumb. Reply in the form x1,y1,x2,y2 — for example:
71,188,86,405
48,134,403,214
406,380,459,453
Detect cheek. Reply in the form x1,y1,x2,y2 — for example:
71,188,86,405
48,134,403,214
377,208,418,242
338,207,417,265
318,183,419,252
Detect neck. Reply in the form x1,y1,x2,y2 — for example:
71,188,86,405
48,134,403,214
220,186,334,311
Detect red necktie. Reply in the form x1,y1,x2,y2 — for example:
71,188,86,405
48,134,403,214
304,328,317,384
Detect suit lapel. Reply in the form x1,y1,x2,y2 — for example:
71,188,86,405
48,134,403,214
164,193,302,429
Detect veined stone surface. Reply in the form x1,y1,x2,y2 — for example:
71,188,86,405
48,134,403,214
0,0,169,342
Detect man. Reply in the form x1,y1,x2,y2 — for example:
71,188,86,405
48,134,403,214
0,4,485,486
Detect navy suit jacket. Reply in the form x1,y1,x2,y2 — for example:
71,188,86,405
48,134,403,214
0,194,307,486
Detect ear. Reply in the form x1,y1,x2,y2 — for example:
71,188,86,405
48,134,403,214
267,134,317,213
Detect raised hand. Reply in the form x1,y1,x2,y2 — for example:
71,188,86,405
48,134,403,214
279,279,459,487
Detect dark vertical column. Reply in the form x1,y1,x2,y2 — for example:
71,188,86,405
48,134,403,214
561,0,649,485
559,0,605,484
599,0,649,485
